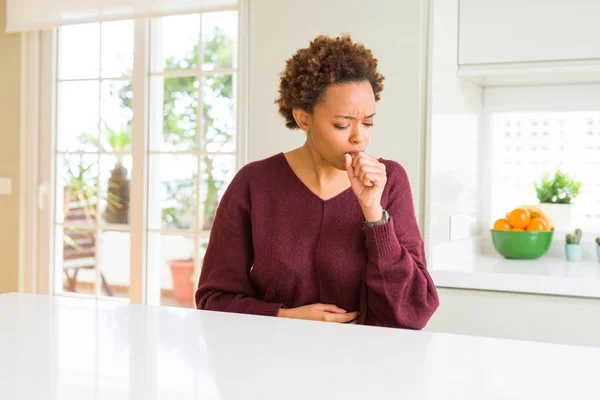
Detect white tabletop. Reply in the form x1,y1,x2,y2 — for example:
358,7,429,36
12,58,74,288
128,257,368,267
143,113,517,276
1,293,599,399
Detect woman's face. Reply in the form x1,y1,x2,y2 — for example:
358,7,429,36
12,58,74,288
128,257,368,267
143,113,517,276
297,80,376,171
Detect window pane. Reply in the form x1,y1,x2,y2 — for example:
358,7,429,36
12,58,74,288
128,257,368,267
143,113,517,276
151,14,200,72
148,155,198,231
58,23,100,80
149,76,199,152
100,80,133,152
147,233,197,308
202,11,237,71
57,154,99,225
200,154,235,231
101,20,134,78
203,74,235,152
99,155,132,226
56,227,131,299
98,230,131,299
57,81,100,152
59,225,97,295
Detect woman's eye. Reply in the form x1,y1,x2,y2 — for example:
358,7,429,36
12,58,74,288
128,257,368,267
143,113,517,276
334,122,373,129
334,124,349,130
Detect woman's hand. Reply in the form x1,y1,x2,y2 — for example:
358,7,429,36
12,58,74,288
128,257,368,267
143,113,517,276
345,151,387,222
278,303,359,324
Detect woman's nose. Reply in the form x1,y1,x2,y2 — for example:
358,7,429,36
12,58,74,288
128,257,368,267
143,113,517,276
350,125,364,144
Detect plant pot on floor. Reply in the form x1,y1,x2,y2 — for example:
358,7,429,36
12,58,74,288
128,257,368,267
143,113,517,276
539,203,572,232
169,259,196,306
565,244,584,262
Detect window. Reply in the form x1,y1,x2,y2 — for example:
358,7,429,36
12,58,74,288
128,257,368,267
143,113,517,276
488,112,600,232
51,9,240,308
146,12,239,307
55,20,135,300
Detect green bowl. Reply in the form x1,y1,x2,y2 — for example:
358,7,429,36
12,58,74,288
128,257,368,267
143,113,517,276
490,229,554,260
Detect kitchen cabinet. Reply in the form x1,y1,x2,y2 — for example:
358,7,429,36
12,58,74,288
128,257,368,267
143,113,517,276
458,0,600,85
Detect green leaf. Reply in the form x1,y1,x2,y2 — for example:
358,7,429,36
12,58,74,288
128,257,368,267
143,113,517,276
533,169,582,204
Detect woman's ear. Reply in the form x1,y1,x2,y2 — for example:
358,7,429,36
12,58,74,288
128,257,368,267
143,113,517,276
292,108,311,132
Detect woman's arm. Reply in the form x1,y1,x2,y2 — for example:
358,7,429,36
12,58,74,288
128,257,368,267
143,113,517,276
195,167,284,316
361,162,439,329
346,155,439,329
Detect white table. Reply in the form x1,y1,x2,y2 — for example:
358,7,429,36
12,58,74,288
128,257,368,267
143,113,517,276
1,293,599,399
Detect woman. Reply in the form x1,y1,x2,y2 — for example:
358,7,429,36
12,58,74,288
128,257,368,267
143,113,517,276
195,34,439,329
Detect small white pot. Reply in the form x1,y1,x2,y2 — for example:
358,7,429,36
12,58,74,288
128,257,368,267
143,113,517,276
565,244,584,262
539,203,572,231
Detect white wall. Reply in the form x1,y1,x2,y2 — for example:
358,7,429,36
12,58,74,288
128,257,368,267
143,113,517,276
425,288,600,348
426,0,483,248
247,0,429,222
0,0,22,294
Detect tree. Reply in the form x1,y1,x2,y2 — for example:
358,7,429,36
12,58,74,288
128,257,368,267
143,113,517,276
117,26,234,231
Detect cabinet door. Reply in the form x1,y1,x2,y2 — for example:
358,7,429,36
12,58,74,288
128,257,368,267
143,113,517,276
459,0,600,65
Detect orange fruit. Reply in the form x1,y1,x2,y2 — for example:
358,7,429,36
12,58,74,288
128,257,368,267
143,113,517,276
493,218,512,230
508,207,531,229
525,217,548,232
512,227,525,231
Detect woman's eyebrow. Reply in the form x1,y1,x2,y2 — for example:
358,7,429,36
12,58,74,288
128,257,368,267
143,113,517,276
334,113,376,119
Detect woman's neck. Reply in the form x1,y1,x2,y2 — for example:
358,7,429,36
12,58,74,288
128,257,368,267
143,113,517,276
288,144,348,191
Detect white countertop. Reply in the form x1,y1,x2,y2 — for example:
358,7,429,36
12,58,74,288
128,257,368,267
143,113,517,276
430,254,600,298
1,293,600,399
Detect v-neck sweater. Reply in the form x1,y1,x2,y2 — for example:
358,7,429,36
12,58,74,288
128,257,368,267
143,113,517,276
195,153,439,329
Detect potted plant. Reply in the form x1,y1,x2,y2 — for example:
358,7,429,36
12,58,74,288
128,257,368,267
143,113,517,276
565,228,583,262
102,125,131,225
534,170,581,232
596,237,600,263
81,124,131,224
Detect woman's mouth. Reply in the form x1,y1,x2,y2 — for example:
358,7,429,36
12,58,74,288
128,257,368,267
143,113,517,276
346,150,363,158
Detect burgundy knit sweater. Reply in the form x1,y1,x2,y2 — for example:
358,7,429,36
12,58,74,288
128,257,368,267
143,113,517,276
195,153,439,329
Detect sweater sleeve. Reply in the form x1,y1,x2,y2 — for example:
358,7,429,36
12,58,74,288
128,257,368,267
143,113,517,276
195,166,284,317
359,161,439,330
